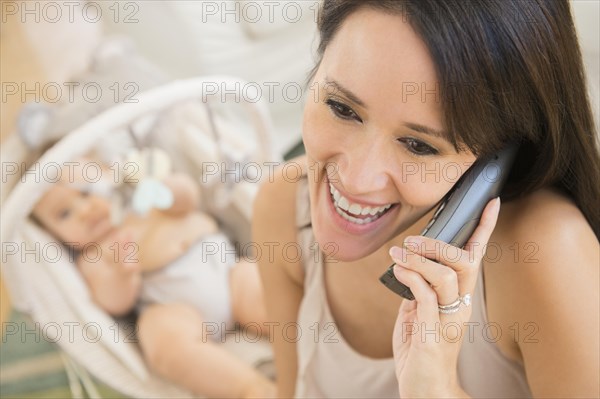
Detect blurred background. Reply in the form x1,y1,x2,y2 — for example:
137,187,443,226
1,0,598,397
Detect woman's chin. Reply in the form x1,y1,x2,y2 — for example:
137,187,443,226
330,247,377,263
312,226,383,263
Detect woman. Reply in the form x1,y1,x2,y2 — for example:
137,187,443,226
254,0,599,398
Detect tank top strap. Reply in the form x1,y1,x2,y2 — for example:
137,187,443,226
295,173,312,230
295,173,321,284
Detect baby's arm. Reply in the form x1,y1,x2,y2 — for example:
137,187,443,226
77,230,142,316
160,173,201,215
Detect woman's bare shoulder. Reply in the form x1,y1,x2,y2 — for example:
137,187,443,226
253,155,308,284
488,189,599,395
490,185,598,311
495,186,596,246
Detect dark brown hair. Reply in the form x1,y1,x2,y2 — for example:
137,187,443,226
307,0,600,238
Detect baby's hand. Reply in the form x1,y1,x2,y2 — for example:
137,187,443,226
108,229,142,274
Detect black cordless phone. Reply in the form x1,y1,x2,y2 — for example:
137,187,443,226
379,144,519,299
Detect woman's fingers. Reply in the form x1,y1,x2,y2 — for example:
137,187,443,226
390,246,459,307
403,236,467,268
392,265,439,325
389,197,502,304
400,197,501,271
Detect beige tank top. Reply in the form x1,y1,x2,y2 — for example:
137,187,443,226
294,175,533,398
294,176,399,398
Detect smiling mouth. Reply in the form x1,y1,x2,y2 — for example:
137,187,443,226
328,182,395,225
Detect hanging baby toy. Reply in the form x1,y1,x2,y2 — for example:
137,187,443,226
126,134,174,217
87,119,176,226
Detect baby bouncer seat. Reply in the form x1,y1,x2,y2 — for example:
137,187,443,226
1,74,281,398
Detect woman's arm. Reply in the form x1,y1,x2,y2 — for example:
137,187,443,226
253,161,306,398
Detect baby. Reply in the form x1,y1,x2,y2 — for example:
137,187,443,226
31,168,275,398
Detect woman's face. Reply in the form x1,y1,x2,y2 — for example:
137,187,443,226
303,8,477,261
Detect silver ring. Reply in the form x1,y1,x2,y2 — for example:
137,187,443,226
438,293,472,314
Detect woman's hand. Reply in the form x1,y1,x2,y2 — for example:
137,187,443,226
390,197,501,398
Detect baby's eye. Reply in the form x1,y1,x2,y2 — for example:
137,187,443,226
59,209,71,219
325,99,362,122
398,137,439,156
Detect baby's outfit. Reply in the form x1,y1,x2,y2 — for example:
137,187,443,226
137,232,237,339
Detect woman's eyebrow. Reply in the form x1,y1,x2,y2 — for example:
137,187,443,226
323,77,366,108
403,122,447,138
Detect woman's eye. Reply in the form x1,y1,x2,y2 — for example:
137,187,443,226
325,99,362,122
399,138,439,156
59,209,71,219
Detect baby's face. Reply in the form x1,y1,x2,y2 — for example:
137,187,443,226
32,184,113,249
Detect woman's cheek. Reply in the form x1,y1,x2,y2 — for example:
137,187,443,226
302,105,337,162
397,173,452,208
394,152,476,221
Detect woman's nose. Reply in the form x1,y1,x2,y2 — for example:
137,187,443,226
338,140,393,195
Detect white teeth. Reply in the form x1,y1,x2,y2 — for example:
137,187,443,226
328,182,393,224
334,206,374,225
328,181,341,202
337,196,350,212
348,204,362,215
333,190,341,202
